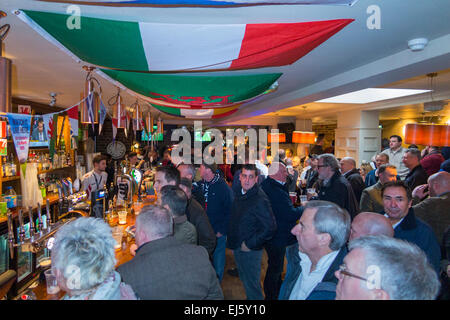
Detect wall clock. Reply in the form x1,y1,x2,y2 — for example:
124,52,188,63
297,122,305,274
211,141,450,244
106,141,126,160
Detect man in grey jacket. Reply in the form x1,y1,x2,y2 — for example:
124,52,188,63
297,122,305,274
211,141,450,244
117,205,223,300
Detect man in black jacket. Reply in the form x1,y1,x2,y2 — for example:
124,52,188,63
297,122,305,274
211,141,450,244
227,164,277,300
179,177,217,258
402,148,428,191
340,157,366,203
261,162,303,300
312,154,359,219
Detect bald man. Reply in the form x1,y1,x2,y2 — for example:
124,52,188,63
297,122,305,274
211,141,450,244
340,157,366,203
412,171,450,245
349,212,394,241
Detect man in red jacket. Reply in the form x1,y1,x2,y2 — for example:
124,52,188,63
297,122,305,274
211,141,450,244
421,146,445,177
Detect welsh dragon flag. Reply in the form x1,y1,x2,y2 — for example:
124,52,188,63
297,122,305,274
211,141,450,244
99,69,281,107
17,10,353,72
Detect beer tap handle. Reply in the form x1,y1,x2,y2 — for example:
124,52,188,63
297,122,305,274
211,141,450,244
7,210,15,259
27,206,35,238
46,198,52,227
18,209,25,243
37,202,44,232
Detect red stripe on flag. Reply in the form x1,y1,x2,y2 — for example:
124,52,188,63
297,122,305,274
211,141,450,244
230,19,354,70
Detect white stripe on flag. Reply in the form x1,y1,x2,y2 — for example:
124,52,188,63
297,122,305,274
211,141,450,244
180,109,214,118
138,22,246,71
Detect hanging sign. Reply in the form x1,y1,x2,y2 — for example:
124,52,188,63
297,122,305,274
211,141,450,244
18,105,31,115
6,113,32,163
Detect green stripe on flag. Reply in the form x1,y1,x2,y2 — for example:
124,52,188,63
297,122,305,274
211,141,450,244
22,10,149,71
101,69,281,106
151,104,182,116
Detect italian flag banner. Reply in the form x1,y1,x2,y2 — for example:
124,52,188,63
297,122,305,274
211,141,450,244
17,10,353,72
99,69,281,107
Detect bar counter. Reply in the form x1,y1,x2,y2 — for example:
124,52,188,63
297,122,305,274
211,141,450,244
30,195,156,300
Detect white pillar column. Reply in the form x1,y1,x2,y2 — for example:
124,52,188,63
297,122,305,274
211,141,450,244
335,110,381,166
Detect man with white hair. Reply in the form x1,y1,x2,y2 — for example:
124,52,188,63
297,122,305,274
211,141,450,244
52,218,136,300
117,205,223,300
340,157,366,203
349,212,394,241
279,200,351,300
335,235,441,300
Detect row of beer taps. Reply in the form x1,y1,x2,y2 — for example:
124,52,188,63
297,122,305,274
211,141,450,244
6,198,55,259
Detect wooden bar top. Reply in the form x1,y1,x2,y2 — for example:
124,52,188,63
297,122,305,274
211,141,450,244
30,195,156,300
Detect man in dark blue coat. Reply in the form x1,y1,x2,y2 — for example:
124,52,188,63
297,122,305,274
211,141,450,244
227,164,277,300
261,161,303,300
196,162,234,282
381,181,441,274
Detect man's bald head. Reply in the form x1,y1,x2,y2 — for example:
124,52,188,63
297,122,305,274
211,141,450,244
428,171,450,197
349,212,394,241
268,162,287,183
340,157,356,174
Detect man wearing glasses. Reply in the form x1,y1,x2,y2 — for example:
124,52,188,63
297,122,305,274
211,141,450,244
310,154,359,219
335,235,440,300
381,181,441,274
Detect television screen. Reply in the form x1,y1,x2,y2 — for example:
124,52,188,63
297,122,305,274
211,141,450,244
29,116,49,148
141,131,163,142
194,131,212,142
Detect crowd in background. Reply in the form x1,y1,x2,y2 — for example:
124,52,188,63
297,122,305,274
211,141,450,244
52,135,449,300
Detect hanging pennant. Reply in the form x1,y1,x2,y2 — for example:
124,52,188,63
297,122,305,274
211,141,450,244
98,99,107,134
67,104,79,137
6,113,32,165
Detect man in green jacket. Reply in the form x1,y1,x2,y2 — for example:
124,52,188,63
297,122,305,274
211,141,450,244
360,164,397,213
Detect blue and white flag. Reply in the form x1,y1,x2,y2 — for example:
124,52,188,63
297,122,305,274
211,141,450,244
6,113,32,164
99,98,108,134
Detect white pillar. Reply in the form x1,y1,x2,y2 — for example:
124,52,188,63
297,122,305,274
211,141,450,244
335,110,381,166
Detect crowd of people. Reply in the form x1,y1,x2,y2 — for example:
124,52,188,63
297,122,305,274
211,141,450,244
55,136,449,300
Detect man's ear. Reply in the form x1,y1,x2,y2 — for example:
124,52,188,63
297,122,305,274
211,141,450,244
370,289,390,300
318,232,332,248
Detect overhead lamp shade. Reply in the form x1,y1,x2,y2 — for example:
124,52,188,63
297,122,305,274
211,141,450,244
268,132,286,143
405,123,450,146
292,131,316,144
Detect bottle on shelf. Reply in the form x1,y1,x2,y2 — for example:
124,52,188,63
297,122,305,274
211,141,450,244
9,154,16,177
4,186,17,209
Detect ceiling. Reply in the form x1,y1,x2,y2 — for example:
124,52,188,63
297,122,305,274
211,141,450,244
2,0,450,125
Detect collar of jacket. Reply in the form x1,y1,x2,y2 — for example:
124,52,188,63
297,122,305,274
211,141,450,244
290,246,347,284
265,176,289,192
374,181,383,190
344,168,360,178
134,236,180,256
236,183,260,200
174,215,188,224
382,207,417,231
322,171,342,188
406,164,423,178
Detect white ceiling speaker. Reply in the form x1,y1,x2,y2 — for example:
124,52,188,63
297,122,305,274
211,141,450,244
49,92,57,106
408,38,428,51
